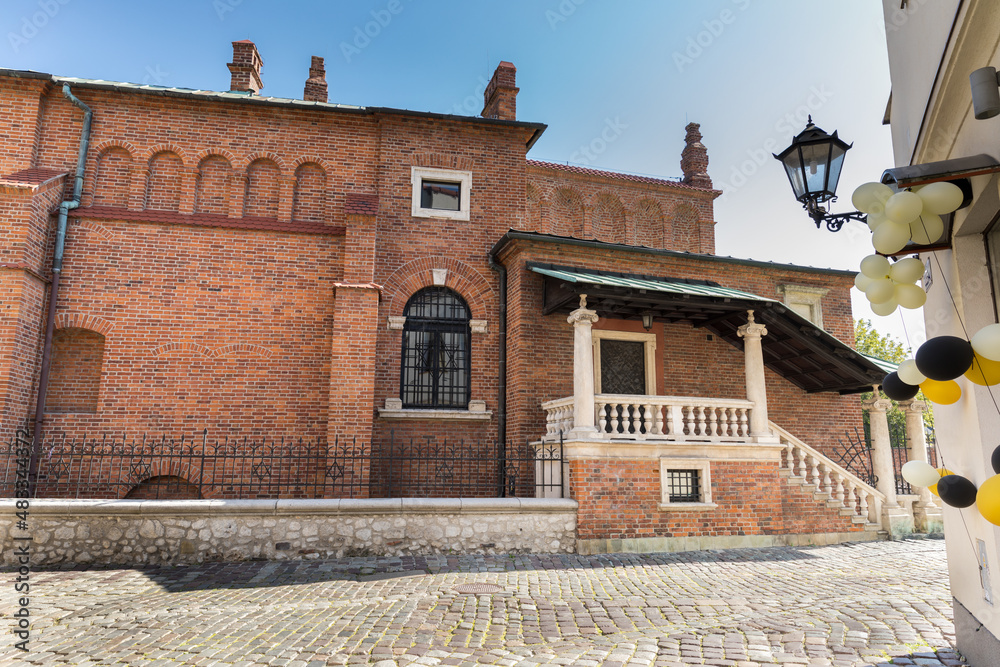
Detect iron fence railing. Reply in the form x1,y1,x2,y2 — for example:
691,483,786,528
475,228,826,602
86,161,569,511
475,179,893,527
0,429,563,500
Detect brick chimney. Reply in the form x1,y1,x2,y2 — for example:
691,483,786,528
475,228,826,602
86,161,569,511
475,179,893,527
228,40,264,94
481,61,518,121
303,56,328,103
681,122,712,189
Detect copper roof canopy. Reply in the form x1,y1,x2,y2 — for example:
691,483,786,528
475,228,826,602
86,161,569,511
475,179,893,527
530,263,886,395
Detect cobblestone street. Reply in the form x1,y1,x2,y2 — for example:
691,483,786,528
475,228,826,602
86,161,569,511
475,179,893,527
2,539,968,666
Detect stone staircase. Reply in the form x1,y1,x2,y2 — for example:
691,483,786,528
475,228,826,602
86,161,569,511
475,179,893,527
771,422,887,537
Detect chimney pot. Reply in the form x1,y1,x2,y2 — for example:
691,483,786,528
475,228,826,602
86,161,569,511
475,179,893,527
681,122,713,189
228,40,264,94
303,55,328,103
481,61,518,121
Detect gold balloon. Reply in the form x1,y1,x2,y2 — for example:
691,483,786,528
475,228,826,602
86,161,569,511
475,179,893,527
920,378,962,405
965,353,1000,386
978,475,1000,526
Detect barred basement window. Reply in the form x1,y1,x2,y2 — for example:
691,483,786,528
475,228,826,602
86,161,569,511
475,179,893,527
666,469,701,503
400,287,471,408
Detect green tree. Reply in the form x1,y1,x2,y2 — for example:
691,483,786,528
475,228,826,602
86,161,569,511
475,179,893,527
854,319,935,435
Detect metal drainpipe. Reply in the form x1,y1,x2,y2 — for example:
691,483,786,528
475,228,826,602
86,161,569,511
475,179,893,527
28,84,92,495
487,253,507,496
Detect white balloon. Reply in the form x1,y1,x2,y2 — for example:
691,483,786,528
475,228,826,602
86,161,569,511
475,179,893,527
872,220,911,254
871,298,899,317
889,257,925,284
972,323,1000,362
902,460,942,487
860,254,891,279
866,278,896,304
884,191,924,224
866,212,888,232
854,273,874,292
852,182,894,214
897,358,926,385
917,181,964,215
896,283,927,309
910,213,944,245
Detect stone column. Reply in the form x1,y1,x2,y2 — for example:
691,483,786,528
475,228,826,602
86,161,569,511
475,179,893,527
864,389,914,537
737,310,772,438
567,295,600,439
900,398,944,533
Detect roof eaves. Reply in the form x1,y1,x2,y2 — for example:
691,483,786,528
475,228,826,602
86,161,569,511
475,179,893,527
490,230,859,277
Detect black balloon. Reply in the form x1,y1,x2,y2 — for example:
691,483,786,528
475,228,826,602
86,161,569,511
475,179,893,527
937,474,978,508
992,445,1000,475
915,336,974,381
881,372,920,401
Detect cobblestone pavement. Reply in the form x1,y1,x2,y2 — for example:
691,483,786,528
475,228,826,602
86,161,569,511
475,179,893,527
1,538,969,666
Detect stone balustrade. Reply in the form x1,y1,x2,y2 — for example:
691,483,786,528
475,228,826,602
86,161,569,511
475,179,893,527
771,422,885,527
542,394,753,441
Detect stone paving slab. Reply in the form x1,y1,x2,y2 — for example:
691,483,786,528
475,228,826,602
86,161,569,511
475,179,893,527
0,538,969,666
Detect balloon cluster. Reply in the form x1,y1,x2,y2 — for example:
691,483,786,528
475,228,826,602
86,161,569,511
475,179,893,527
903,447,1000,524
851,180,965,317
855,255,925,316
852,181,964,254
880,324,1000,406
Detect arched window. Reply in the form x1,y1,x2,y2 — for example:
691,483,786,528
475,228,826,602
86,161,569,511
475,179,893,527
401,287,471,408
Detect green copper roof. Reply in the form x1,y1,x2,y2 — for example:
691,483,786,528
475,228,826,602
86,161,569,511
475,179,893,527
529,266,770,302
860,354,897,375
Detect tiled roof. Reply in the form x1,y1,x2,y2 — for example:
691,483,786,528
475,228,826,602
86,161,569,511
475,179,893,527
69,206,344,235
0,168,68,186
345,193,379,216
526,159,717,192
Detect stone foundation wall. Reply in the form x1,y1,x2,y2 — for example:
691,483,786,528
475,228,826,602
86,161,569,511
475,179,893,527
0,498,578,566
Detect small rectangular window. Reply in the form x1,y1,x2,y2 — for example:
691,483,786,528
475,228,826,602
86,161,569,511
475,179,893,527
666,469,701,503
421,180,461,211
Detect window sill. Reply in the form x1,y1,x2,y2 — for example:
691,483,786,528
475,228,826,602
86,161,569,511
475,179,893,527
378,408,492,421
657,502,718,512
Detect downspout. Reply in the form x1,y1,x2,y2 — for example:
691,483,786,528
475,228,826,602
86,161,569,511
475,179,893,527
487,253,508,496
28,84,92,494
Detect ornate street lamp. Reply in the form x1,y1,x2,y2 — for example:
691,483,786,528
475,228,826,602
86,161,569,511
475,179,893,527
773,116,867,232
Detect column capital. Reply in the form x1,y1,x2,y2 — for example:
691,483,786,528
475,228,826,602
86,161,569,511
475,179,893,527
567,294,599,326
899,398,927,414
863,387,893,412
737,309,767,340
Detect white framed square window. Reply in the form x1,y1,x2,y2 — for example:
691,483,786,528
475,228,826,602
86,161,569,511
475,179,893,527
411,166,472,221
658,457,717,511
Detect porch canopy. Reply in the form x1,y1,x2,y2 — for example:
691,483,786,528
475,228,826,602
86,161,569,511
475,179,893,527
529,263,886,394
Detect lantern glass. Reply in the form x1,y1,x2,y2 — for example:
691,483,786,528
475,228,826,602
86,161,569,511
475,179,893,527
774,119,852,205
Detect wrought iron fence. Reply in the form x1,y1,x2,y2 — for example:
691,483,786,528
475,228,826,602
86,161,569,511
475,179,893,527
0,429,563,500
851,412,939,496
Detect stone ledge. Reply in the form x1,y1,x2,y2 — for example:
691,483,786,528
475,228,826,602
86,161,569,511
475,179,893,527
377,408,492,421
0,498,577,516
657,502,719,512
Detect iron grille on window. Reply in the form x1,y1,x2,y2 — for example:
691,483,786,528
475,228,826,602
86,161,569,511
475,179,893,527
667,469,701,502
401,287,471,408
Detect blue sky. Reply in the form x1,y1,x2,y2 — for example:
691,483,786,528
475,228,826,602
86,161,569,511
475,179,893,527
2,0,921,347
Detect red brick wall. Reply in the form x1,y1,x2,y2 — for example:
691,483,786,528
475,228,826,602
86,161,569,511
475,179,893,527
45,327,104,413
526,164,718,253
571,459,865,541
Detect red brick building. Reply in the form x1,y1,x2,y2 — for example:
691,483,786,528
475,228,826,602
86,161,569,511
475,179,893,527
0,42,896,550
